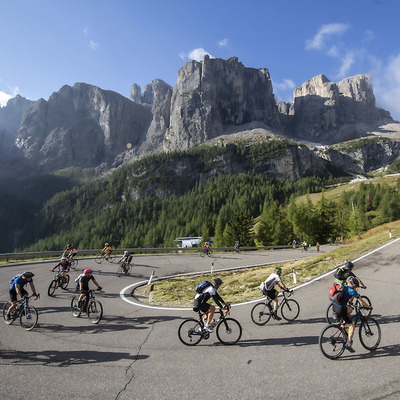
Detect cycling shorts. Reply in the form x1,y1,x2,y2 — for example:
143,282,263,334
9,288,28,303
332,304,353,324
193,299,211,313
263,288,278,299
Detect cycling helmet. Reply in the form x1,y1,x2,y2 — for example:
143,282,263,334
345,260,354,269
22,271,34,278
347,276,359,287
61,256,67,260
83,268,93,275
67,243,71,247
213,278,223,286
274,267,282,273
124,251,128,255
105,243,109,246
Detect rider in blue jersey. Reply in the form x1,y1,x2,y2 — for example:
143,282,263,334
332,276,371,353
6,271,38,320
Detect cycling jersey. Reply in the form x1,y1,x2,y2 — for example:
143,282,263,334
333,285,360,305
52,260,71,272
263,273,281,291
80,275,95,291
9,276,32,291
193,285,224,312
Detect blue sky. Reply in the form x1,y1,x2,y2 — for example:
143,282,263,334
1,0,399,120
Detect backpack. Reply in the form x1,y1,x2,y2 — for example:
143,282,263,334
195,281,212,293
334,266,351,281
9,274,22,284
329,283,345,303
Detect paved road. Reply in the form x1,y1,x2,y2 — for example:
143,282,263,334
1,243,399,400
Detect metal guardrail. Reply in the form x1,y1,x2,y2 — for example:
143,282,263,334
0,245,292,262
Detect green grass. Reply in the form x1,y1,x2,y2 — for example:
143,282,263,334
135,220,400,307
296,173,400,204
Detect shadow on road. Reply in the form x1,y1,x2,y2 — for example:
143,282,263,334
0,349,147,366
238,335,318,347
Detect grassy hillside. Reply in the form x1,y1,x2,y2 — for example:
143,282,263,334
136,220,400,307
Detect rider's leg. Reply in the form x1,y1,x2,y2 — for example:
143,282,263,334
347,321,356,344
205,305,215,326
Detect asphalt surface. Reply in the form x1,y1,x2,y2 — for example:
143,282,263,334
1,243,399,400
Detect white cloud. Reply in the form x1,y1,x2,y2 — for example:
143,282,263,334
0,86,19,107
363,30,375,42
373,53,400,121
218,38,228,47
337,51,356,79
327,45,339,58
89,40,99,51
305,23,350,51
273,79,296,102
180,48,213,61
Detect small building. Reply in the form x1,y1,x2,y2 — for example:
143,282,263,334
175,237,202,248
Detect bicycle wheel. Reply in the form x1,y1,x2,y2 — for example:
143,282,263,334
47,279,58,297
2,302,14,325
207,251,212,257
326,303,338,324
19,306,38,331
107,256,114,263
116,265,124,277
70,259,78,269
359,317,381,351
216,318,242,345
318,324,346,360
95,255,103,264
178,318,203,346
87,300,103,324
60,275,70,290
358,295,372,318
319,324,346,359
280,299,300,321
200,251,205,257
251,302,272,325
71,296,82,317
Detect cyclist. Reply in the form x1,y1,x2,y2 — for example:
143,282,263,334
63,243,78,261
77,269,102,308
334,260,367,289
50,257,71,281
193,277,230,332
202,242,211,255
261,266,290,321
119,251,133,273
234,240,240,252
101,243,112,259
332,276,371,353
5,271,38,320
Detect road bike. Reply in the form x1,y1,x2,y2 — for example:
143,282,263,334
178,307,242,346
319,303,381,359
233,246,240,254
71,289,103,324
251,290,300,325
95,252,114,264
325,294,372,324
2,294,40,331
200,248,212,257
48,271,70,296
116,260,133,277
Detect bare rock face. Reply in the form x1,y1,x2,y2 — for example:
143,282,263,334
15,83,153,172
0,95,33,158
165,56,281,150
288,74,392,143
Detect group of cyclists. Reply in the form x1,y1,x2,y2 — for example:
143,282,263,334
5,240,372,354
